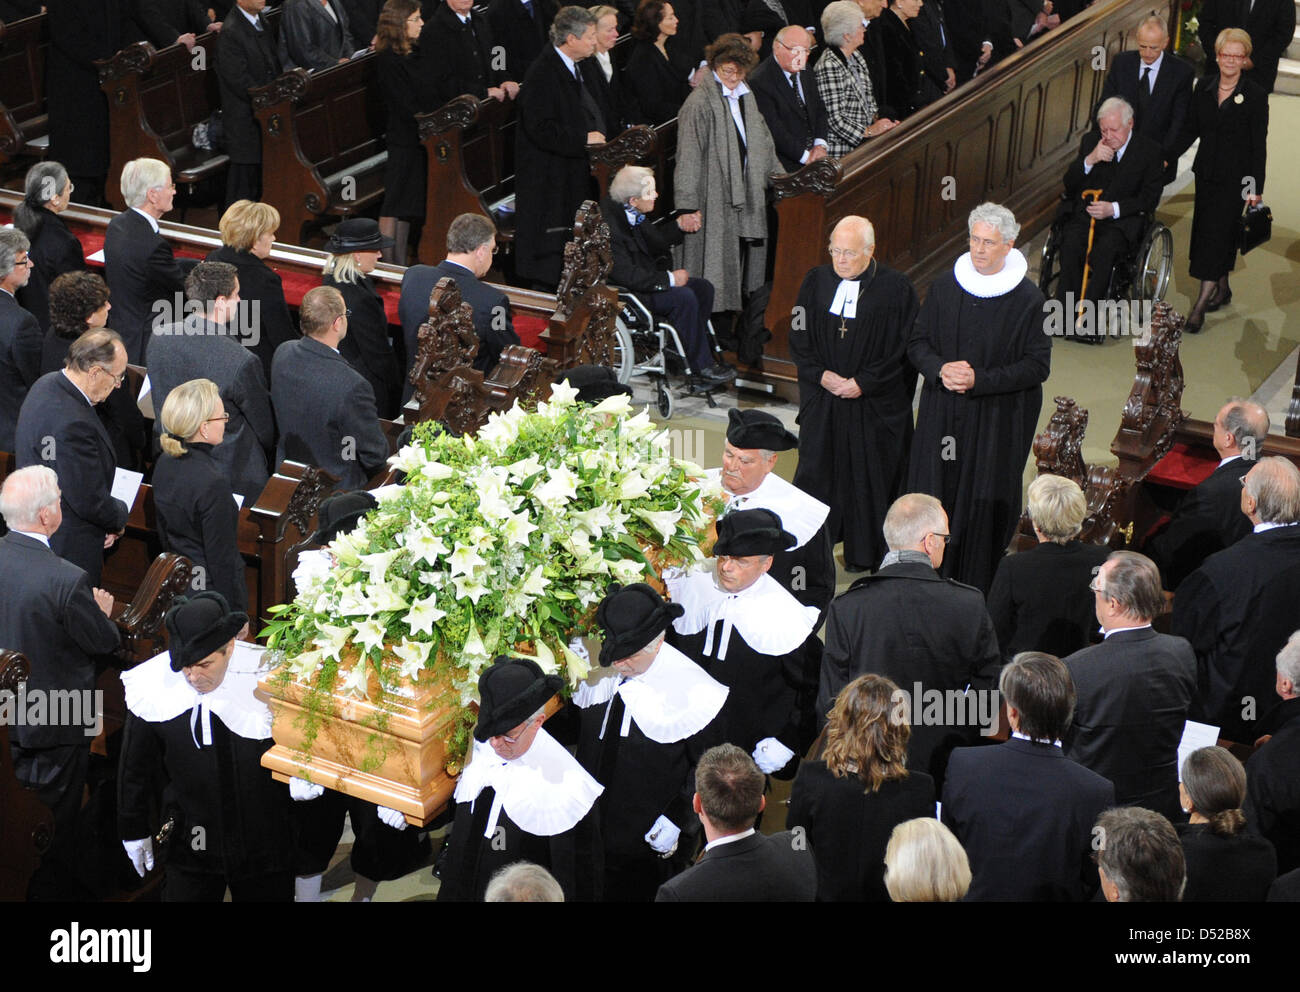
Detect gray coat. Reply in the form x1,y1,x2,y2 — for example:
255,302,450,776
673,77,780,311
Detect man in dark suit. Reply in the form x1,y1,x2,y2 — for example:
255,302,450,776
1054,97,1165,334
1198,0,1296,93
15,330,131,587
1095,15,1194,184
655,744,816,901
0,230,43,451
147,261,275,501
818,493,1002,789
1145,398,1268,589
486,0,559,79
604,166,732,386
218,0,285,207
910,0,956,96
748,25,829,173
398,213,519,403
1244,632,1300,874
942,652,1114,901
858,0,897,116
513,6,603,288
1173,457,1300,746
278,0,355,69
1063,551,1196,821
424,0,520,104
133,0,218,50
103,158,190,363
0,465,121,898
271,285,389,491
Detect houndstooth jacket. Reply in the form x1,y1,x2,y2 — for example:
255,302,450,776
813,46,878,158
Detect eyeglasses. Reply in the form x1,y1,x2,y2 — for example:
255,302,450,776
1089,576,1107,594
94,365,126,386
926,532,951,544
1218,52,1247,61
715,64,742,79
776,40,811,56
13,256,32,268
480,243,500,255
828,247,862,259
205,413,231,424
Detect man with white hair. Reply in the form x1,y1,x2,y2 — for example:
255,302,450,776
790,214,917,572
907,202,1050,593
817,492,1000,788
1244,630,1300,875
0,465,120,898
102,158,190,363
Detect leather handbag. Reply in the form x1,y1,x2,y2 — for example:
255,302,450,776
1239,203,1272,255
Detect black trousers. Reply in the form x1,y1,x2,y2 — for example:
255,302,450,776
12,741,88,898
1056,216,1131,307
162,865,293,902
225,163,263,213
643,277,715,372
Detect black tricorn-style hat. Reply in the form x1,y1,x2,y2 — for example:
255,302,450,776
725,409,799,452
564,364,633,403
473,656,564,742
165,591,248,672
323,217,395,255
309,491,378,546
596,582,684,666
712,507,796,557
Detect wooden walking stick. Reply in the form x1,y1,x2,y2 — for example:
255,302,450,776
1077,188,1103,326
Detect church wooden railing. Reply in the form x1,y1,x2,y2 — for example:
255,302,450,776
0,11,48,166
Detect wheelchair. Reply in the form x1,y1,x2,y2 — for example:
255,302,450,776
611,290,730,419
1037,195,1173,324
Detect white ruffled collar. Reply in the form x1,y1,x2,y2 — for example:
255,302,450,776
580,643,728,744
709,469,829,549
953,248,1028,298
667,567,818,657
453,729,603,838
121,641,273,745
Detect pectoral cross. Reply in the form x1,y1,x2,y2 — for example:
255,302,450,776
839,315,849,339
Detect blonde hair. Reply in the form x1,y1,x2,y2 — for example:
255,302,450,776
160,379,222,457
323,252,363,285
884,819,971,902
1027,474,1088,543
219,200,281,253
1215,27,1252,57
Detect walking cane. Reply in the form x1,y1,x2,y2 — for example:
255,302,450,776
1077,188,1103,327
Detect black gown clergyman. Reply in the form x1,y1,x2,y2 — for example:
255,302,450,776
906,261,1050,593
790,261,917,570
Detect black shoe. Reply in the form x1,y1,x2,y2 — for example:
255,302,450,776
843,562,870,573
700,363,736,384
1206,288,1232,312
1183,309,1206,333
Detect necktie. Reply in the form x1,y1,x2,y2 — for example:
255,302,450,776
789,72,810,126
1137,65,1151,117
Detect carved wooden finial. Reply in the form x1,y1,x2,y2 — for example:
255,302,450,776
554,200,613,318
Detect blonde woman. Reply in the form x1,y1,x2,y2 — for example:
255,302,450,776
154,379,249,618
883,817,971,902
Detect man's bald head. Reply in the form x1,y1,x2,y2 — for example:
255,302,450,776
831,215,875,251
1243,457,1300,525
773,25,813,72
1216,399,1270,459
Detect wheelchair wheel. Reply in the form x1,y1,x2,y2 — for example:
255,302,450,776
656,380,674,419
611,316,635,385
1038,227,1063,301
1132,223,1173,306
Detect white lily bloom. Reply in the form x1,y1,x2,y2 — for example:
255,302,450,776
560,641,590,685
462,619,490,665
448,541,487,577
405,592,447,636
502,510,539,547
359,548,404,586
534,463,580,508
618,470,651,500
392,638,433,680
354,618,388,656
452,573,491,604
587,392,633,416
608,557,648,583
507,453,544,482
339,660,371,697
633,504,682,544
547,380,581,407
405,527,450,567
387,443,428,475
313,623,353,662
521,564,548,596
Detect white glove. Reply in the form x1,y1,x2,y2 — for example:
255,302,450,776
376,805,408,830
567,637,590,666
289,776,325,801
753,737,796,775
645,815,681,856
123,837,154,878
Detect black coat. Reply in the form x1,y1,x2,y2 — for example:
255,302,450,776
787,762,934,901
377,46,440,148
204,245,299,385
217,5,284,165
0,290,43,450
340,0,383,45
1061,130,1167,244
1095,50,1194,182
423,2,502,101
271,334,390,491
623,40,688,127
485,0,556,79
134,0,211,47
102,208,189,363
942,737,1114,901
987,540,1110,660
151,442,248,613
939,0,1013,80
1172,526,1300,745
1245,697,1300,874
0,531,120,749
748,55,828,173
278,0,355,69
603,196,681,294
655,830,817,901
1063,627,1197,820
740,0,813,61
1198,0,1295,93
15,210,87,333
910,0,955,93
1144,457,1254,590
398,260,517,402
1177,822,1277,901
514,45,599,286
1174,73,1268,192
324,273,401,419
580,53,638,135
819,560,1001,787
875,7,942,118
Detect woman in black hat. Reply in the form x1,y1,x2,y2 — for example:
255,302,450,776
322,218,403,419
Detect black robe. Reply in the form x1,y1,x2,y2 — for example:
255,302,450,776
790,261,917,570
906,262,1050,592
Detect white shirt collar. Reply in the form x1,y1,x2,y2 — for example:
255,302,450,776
953,248,1029,298
713,73,751,99
12,529,51,547
1255,521,1299,533
60,369,96,406
237,4,261,29
1141,52,1164,77
1101,623,1152,638
705,827,756,852
131,206,160,233
556,46,578,76
1219,453,1242,467
1011,729,1062,748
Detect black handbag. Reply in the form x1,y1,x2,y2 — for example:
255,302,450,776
1239,203,1272,255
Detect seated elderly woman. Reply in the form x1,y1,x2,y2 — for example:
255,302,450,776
814,0,898,157
1177,745,1277,901
883,817,971,902
13,160,85,331
986,474,1110,660
787,674,936,901
603,164,733,387
205,200,297,383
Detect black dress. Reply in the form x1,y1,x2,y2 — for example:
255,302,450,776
1177,822,1277,901
323,272,402,419
624,39,689,126
376,47,440,220
204,244,298,385
15,209,86,332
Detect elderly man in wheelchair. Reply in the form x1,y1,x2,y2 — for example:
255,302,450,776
1044,96,1169,343
604,165,736,394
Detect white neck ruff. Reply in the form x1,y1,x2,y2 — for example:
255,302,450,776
709,469,829,549
579,643,728,744
953,248,1028,298
668,568,818,657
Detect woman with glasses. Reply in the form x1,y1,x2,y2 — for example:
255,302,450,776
153,378,249,615
813,0,898,157
12,161,85,332
1172,28,1268,333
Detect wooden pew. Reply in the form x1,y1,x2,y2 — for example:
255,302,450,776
96,34,229,211
0,649,54,901
0,12,48,166
588,118,678,213
251,54,388,246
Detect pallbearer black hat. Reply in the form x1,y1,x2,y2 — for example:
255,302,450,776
309,491,378,546
564,364,633,403
596,583,684,666
725,409,799,451
165,592,247,672
473,657,564,742
712,507,796,557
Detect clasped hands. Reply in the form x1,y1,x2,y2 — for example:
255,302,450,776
940,361,975,393
821,370,862,398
